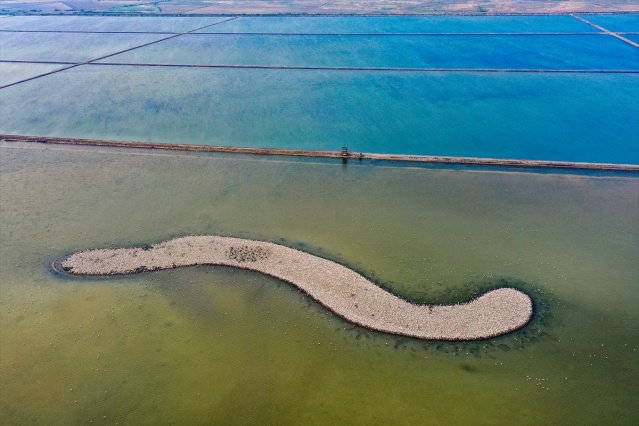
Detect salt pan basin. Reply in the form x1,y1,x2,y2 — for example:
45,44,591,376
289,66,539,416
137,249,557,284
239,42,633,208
59,236,533,340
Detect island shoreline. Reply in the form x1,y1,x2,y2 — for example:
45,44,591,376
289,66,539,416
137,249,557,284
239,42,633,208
56,235,534,341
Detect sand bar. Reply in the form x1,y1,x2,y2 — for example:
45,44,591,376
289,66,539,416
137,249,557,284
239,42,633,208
59,235,533,340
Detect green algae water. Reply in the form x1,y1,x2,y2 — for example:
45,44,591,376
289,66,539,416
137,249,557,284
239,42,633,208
1,142,637,425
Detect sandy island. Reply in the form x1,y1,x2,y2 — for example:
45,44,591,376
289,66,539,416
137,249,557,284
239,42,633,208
58,236,533,340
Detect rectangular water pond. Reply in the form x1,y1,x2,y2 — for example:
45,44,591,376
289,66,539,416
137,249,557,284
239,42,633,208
96,33,639,70
626,34,639,43
1,65,637,164
0,32,169,62
0,15,233,32
0,142,637,425
577,13,639,32
191,15,597,34
0,62,67,86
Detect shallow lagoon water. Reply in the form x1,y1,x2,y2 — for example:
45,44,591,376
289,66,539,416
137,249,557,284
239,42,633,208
627,34,639,43
580,13,639,32
0,14,598,34
1,143,637,424
0,32,169,62
97,33,639,70
1,14,637,164
1,66,637,164
190,15,596,34
0,62,66,86
0,16,232,32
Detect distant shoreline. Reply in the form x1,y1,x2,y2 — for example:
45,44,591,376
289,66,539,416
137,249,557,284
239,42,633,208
3,0,638,18
3,12,639,17
57,235,534,341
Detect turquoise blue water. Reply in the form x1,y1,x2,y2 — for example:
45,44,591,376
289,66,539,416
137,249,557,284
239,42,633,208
579,13,639,32
0,32,168,62
0,16,230,32
0,62,65,86
97,33,639,70
0,15,596,34
193,15,595,34
1,14,637,163
1,65,637,164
